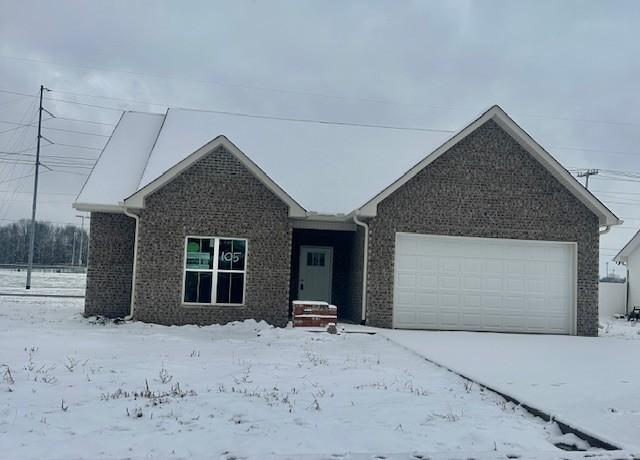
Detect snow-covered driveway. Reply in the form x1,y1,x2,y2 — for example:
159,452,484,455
0,288,628,459
380,322,640,451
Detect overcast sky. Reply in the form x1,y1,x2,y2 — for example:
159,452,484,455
1,0,639,275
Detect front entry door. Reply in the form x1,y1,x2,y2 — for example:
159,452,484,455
298,246,333,303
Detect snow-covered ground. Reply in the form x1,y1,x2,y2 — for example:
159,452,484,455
380,321,640,452
1,297,631,458
0,269,86,296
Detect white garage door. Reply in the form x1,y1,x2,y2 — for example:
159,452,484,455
393,233,576,334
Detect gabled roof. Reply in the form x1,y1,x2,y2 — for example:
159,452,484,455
73,104,620,227
124,135,306,218
356,105,621,227
614,231,640,263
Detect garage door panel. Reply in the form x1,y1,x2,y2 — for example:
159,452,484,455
393,234,575,334
396,255,418,270
483,278,502,291
463,258,484,273
417,274,438,289
506,278,525,291
463,276,483,290
439,259,461,272
416,292,438,305
485,260,503,273
418,257,438,271
440,293,460,307
505,261,525,274
439,276,460,290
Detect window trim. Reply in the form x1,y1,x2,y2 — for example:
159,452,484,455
181,235,248,307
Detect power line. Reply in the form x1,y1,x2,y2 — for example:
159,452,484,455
0,158,94,169
3,55,640,129
0,172,34,185
10,88,457,133
44,96,126,113
0,189,76,196
7,85,640,139
592,189,640,197
0,94,32,107
41,93,459,133
0,120,110,137
46,116,115,126
0,198,76,204
43,142,103,151
0,124,27,135
46,169,90,177
0,151,97,162
42,125,110,137
553,146,640,158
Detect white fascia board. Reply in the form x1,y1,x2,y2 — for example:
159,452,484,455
124,135,307,218
356,105,621,227
614,230,640,264
72,202,124,213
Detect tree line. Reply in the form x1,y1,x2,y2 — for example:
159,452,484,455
0,219,89,266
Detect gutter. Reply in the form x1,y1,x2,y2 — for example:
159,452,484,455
599,225,612,236
122,207,140,320
352,212,369,324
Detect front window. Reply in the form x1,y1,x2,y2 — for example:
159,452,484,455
183,237,247,305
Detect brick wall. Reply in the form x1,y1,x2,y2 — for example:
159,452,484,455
366,119,600,336
133,145,292,327
344,225,365,323
84,212,135,318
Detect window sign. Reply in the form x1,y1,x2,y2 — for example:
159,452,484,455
218,239,246,271
183,237,247,305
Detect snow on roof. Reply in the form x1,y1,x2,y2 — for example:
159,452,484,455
135,108,450,213
74,111,165,211
73,105,620,226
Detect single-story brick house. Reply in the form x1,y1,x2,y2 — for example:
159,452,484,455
74,105,620,336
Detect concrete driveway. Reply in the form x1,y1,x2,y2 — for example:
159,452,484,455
379,320,640,450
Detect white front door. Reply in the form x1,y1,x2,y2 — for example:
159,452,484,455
298,246,333,303
393,233,576,334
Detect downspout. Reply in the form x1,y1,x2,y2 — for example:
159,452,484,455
352,212,369,325
123,207,140,320
625,264,630,315
599,225,611,235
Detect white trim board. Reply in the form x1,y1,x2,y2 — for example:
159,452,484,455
72,203,125,213
123,135,306,218
356,105,621,227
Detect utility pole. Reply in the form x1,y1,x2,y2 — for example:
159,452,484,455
71,229,77,266
76,214,89,266
25,84,50,289
577,169,599,189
